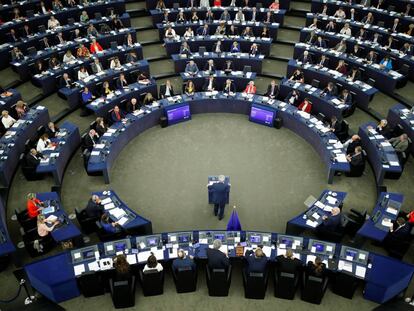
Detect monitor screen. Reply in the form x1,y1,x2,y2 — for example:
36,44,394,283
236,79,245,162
281,237,293,248
214,234,225,241
166,104,191,125
146,237,159,246
345,249,357,259
249,105,275,127
178,235,190,243
82,249,95,259
314,243,325,252
115,242,127,252
250,235,261,243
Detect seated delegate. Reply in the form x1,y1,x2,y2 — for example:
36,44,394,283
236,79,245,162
143,253,164,272
318,207,342,233
244,247,267,274
26,193,44,219
113,254,131,281
100,213,121,233
207,239,229,270
172,249,196,272
84,194,104,219
276,249,303,274
37,214,60,238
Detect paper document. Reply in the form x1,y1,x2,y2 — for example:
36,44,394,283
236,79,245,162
355,266,366,278
88,261,100,271
118,216,129,226
101,197,112,205
74,264,85,276
137,251,151,263
109,207,126,219
306,219,318,228
104,203,115,210
126,254,137,265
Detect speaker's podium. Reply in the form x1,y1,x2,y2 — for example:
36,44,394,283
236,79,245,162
208,176,230,204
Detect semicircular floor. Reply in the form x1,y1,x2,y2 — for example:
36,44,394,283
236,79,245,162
60,113,378,233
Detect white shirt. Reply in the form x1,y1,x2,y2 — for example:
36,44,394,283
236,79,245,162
340,27,351,36
2,115,16,129
143,263,163,272
63,54,75,63
235,13,245,22
37,138,51,153
165,85,171,97
78,70,89,81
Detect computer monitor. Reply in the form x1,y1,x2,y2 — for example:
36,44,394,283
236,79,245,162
249,104,275,127
178,234,191,244
165,104,191,125
345,249,357,260
104,239,131,256
314,242,325,253
249,234,261,244
340,246,369,264
136,234,162,249
280,237,293,248
146,236,160,247
82,249,96,260
214,233,226,242
71,245,99,264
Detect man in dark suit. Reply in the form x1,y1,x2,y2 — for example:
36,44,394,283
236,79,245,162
314,36,326,48
25,148,41,170
203,75,217,92
383,217,411,252
285,90,300,106
328,116,342,134
322,82,338,97
265,80,279,99
319,207,341,232
245,248,268,274
197,24,209,36
206,239,230,270
345,146,365,176
317,55,329,68
111,105,125,123
276,249,303,274
208,175,230,220
85,194,104,218
344,134,361,155
223,60,234,74
60,73,73,88
84,129,99,152
116,73,129,89
159,80,174,98
298,50,313,64
204,59,216,72
172,249,196,271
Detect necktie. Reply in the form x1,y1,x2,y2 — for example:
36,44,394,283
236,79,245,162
115,111,120,120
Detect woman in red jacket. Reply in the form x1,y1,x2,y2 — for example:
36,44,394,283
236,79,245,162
27,193,44,219
213,0,221,6
90,38,103,54
298,98,313,113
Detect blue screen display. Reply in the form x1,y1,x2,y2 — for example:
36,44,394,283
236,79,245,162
82,250,95,259
346,249,357,259
281,238,293,248
214,234,225,241
314,243,324,252
147,237,158,246
178,235,190,243
249,105,275,127
166,104,191,125
250,235,261,243
115,242,126,252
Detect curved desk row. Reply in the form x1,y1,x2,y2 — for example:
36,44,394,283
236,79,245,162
293,43,406,94
164,35,272,56
0,106,50,187
311,0,414,29
150,7,286,26
10,14,134,82
299,28,414,81
58,59,149,109
172,52,264,73
0,14,131,70
286,189,347,235
0,0,126,39
86,80,158,117
24,226,414,304
305,13,414,49
0,89,22,111
287,59,378,109
87,92,350,184
36,192,83,244
0,0,41,22
279,78,351,120
180,70,256,91
36,121,81,185
358,121,402,186
157,21,279,41
387,104,414,155
92,190,153,235
32,32,139,97
146,0,291,10
356,192,404,243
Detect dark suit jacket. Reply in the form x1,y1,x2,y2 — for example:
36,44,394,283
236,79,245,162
60,77,73,88
265,84,279,98
45,126,59,138
159,84,174,98
321,213,341,230
306,262,326,278
285,91,300,106
245,251,268,274
85,199,103,218
298,54,313,64
116,78,128,90
111,110,125,123
329,120,342,134
84,134,99,151
346,140,361,155
25,153,40,169
315,40,327,48
207,248,229,270
197,26,209,36
208,182,229,204
204,63,216,72
172,257,196,271
276,255,303,274
202,79,217,91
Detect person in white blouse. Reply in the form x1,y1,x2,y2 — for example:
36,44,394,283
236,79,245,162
334,7,346,19
183,27,194,39
235,9,245,22
36,134,52,153
63,50,76,63
143,253,164,272
47,16,60,30
1,110,16,129
200,0,210,8
164,26,177,39
78,66,89,81
110,57,122,69
340,23,352,36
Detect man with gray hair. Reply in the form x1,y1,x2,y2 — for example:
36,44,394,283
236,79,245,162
206,239,229,270
208,175,230,220
85,194,103,218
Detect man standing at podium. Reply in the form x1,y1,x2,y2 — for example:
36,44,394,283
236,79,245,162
208,175,230,220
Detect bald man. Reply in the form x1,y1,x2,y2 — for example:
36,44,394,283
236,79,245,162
320,207,341,231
